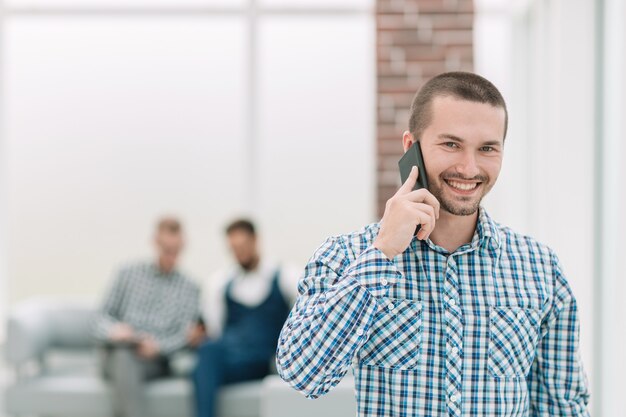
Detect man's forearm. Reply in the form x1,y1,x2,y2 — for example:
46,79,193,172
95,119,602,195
276,277,378,398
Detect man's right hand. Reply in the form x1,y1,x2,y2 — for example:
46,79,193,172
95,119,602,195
373,166,440,260
108,323,136,342
186,322,207,348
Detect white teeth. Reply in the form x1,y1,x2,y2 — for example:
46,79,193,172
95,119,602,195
447,180,478,191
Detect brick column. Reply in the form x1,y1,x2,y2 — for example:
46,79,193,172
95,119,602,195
376,0,474,216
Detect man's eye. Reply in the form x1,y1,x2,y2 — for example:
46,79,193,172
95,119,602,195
444,142,459,148
480,146,495,152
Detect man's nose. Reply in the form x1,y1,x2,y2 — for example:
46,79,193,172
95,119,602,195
455,151,480,178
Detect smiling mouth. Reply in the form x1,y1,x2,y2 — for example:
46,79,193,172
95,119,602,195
444,179,482,192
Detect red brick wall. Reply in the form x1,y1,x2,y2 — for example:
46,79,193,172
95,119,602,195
376,0,474,216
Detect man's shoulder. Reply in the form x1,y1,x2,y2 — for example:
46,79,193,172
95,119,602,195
339,222,380,242
494,222,575,307
314,223,380,260
116,260,153,277
495,222,557,265
173,269,201,292
118,261,199,290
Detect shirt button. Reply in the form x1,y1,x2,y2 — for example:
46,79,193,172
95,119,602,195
517,311,524,320
450,394,458,403
451,347,459,356
356,328,364,336
381,278,388,286
388,303,395,311
449,298,456,307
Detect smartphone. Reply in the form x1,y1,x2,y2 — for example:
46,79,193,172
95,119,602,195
398,141,428,190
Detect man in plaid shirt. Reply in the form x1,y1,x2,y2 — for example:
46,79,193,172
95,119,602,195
276,72,590,416
93,217,201,417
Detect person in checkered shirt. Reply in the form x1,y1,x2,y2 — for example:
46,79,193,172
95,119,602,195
276,72,590,416
93,217,201,417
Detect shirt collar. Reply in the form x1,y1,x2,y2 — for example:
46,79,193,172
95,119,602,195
472,206,501,252
151,261,177,278
408,206,501,256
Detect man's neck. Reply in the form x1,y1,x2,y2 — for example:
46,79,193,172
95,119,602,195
429,210,479,254
157,259,174,275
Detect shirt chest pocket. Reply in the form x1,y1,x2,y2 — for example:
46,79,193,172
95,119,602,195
359,297,422,370
488,306,541,378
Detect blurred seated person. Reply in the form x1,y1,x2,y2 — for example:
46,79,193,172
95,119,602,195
92,217,201,417
189,219,298,417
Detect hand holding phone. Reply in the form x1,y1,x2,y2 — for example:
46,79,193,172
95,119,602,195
373,164,440,260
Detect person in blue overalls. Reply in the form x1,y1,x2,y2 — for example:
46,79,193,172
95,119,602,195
188,219,299,417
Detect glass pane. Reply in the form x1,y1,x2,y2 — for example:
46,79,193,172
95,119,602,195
4,16,247,302
259,0,373,9
4,0,243,9
257,15,376,266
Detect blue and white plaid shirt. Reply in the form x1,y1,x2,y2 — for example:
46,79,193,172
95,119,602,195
277,208,590,416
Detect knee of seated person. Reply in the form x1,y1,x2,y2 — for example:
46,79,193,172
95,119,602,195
109,346,142,370
110,345,136,360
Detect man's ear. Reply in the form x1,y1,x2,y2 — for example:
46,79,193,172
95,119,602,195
402,131,415,153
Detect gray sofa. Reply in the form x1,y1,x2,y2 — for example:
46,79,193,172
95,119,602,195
4,298,357,417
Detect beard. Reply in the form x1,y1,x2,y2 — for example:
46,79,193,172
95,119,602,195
427,172,493,216
239,255,260,271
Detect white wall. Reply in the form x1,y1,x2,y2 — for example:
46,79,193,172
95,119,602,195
598,0,626,415
474,0,596,403
0,3,375,316
4,16,249,303
257,15,375,263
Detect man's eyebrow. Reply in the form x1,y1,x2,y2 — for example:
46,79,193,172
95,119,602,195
438,133,464,142
437,133,502,146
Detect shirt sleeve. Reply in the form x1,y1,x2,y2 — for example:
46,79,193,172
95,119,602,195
527,252,591,416
276,235,402,399
153,281,201,355
92,267,128,342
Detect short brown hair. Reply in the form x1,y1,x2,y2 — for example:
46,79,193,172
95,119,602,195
156,217,182,234
408,72,508,140
225,219,256,236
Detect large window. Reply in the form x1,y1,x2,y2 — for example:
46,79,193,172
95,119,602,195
0,1,375,332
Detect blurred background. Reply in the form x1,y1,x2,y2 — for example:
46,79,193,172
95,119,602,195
0,0,624,416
